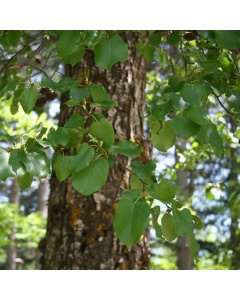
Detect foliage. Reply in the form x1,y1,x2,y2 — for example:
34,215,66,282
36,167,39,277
1,30,240,263
0,201,46,267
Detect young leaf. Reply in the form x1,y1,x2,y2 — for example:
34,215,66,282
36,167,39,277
18,86,39,113
151,120,176,152
72,157,109,195
94,34,128,70
155,179,180,202
53,154,72,181
0,147,16,181
113,197,150,246
131,160,156,180
109,140,142,158
172,207,194,236
161,213,177,242
89,118,114,149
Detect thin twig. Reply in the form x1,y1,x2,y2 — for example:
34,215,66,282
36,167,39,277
212,91,235,117
29,63,49,78
10,37,49,69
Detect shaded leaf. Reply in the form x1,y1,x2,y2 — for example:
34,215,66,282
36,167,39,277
18,86,39,113
151,120,176,152
113,197,150,246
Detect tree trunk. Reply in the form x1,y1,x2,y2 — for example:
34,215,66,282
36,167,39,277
41,32,151,270
5,178,20,270
37,178,49,218
175,140,194,270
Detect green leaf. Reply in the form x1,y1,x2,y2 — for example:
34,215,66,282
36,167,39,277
155,179,180,202
180,83,208,105
65,128,85,148
169,93,190,110
0,128,15,142
70,86,90,102
94,34,128,70
131,160,156,180
17,170,33,190
0,147,16,181
161,213,177,242
58,77,79,92
172,207,194,236
64,114,86,128
90,85,114,108
53,153,72,181
89,118,114,149
109,140,142,158
56,31,81,57
143,44,155,62
8,30,20,46
21,152,51,178
130,175,142,190
214,30,240,50
150,120,176,152
18,86,39,113
151,206,164,240
9,149,26,172
197,122,223,157
45,127,69,146
186,104,208,126
61,44,85,66
189,234,200,260
72,157,109,195
113,197,150,246
41,78,59,91
192,215,203,230
171,115,201,138
148,33,162,46
70,143,94,172
151,100,173,121
198,60,221,76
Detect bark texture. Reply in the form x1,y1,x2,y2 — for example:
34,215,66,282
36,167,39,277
41,32,151,270
5,178,20,270
175,140,194,270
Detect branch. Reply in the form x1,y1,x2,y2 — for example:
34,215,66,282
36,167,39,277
29,63,49,78
212,91,235,117
0,30,46,73
10,36,49,69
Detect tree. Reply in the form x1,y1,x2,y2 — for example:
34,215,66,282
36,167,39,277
1,30,240,269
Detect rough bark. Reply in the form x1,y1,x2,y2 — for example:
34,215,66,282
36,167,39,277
175,139,194,270
5,178,20,270
41,32,151,270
